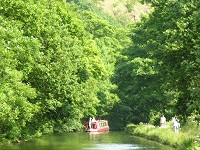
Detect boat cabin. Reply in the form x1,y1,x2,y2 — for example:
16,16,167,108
85,119,109,132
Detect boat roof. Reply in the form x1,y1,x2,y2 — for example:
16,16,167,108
95,120,108,122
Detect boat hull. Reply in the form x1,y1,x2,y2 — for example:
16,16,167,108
85,126,109,132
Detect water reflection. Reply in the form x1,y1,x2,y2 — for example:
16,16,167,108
84,143,156,150
86,132,174,150
0,132,174,150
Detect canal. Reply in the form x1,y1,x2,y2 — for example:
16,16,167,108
0,132,174,150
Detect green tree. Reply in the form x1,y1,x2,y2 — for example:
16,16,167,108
113,0,200,128
0,15,39,140
140,0,200,120
0,0,127,139
80,10,131,117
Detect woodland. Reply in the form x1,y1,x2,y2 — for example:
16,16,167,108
0,0,200,141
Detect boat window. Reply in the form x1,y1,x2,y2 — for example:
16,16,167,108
98,121,108,128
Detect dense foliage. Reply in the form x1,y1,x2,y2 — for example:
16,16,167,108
0,0,128,141
111,0,200,129
1,0,200,142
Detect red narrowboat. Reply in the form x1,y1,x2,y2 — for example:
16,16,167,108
85,119,110,132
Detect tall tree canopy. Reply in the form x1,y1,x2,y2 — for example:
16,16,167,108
0,0,128,140
111,0,200,128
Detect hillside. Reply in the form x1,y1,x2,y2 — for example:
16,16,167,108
97,0,151,22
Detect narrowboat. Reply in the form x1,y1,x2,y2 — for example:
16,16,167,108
85,119,110,132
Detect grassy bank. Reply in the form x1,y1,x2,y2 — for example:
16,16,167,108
125,123,199,150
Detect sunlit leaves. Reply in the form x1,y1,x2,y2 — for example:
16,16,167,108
131,57,158,76
0,0,130,137
0,11,40,139
0,0,110,138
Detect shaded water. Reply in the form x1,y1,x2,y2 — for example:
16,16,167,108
0,132,174,150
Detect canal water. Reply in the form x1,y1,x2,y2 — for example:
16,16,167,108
0,132,174,150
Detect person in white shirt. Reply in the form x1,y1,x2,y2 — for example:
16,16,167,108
172,116,180,132
160,115,166,128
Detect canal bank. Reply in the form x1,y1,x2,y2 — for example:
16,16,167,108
125,123,198,150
